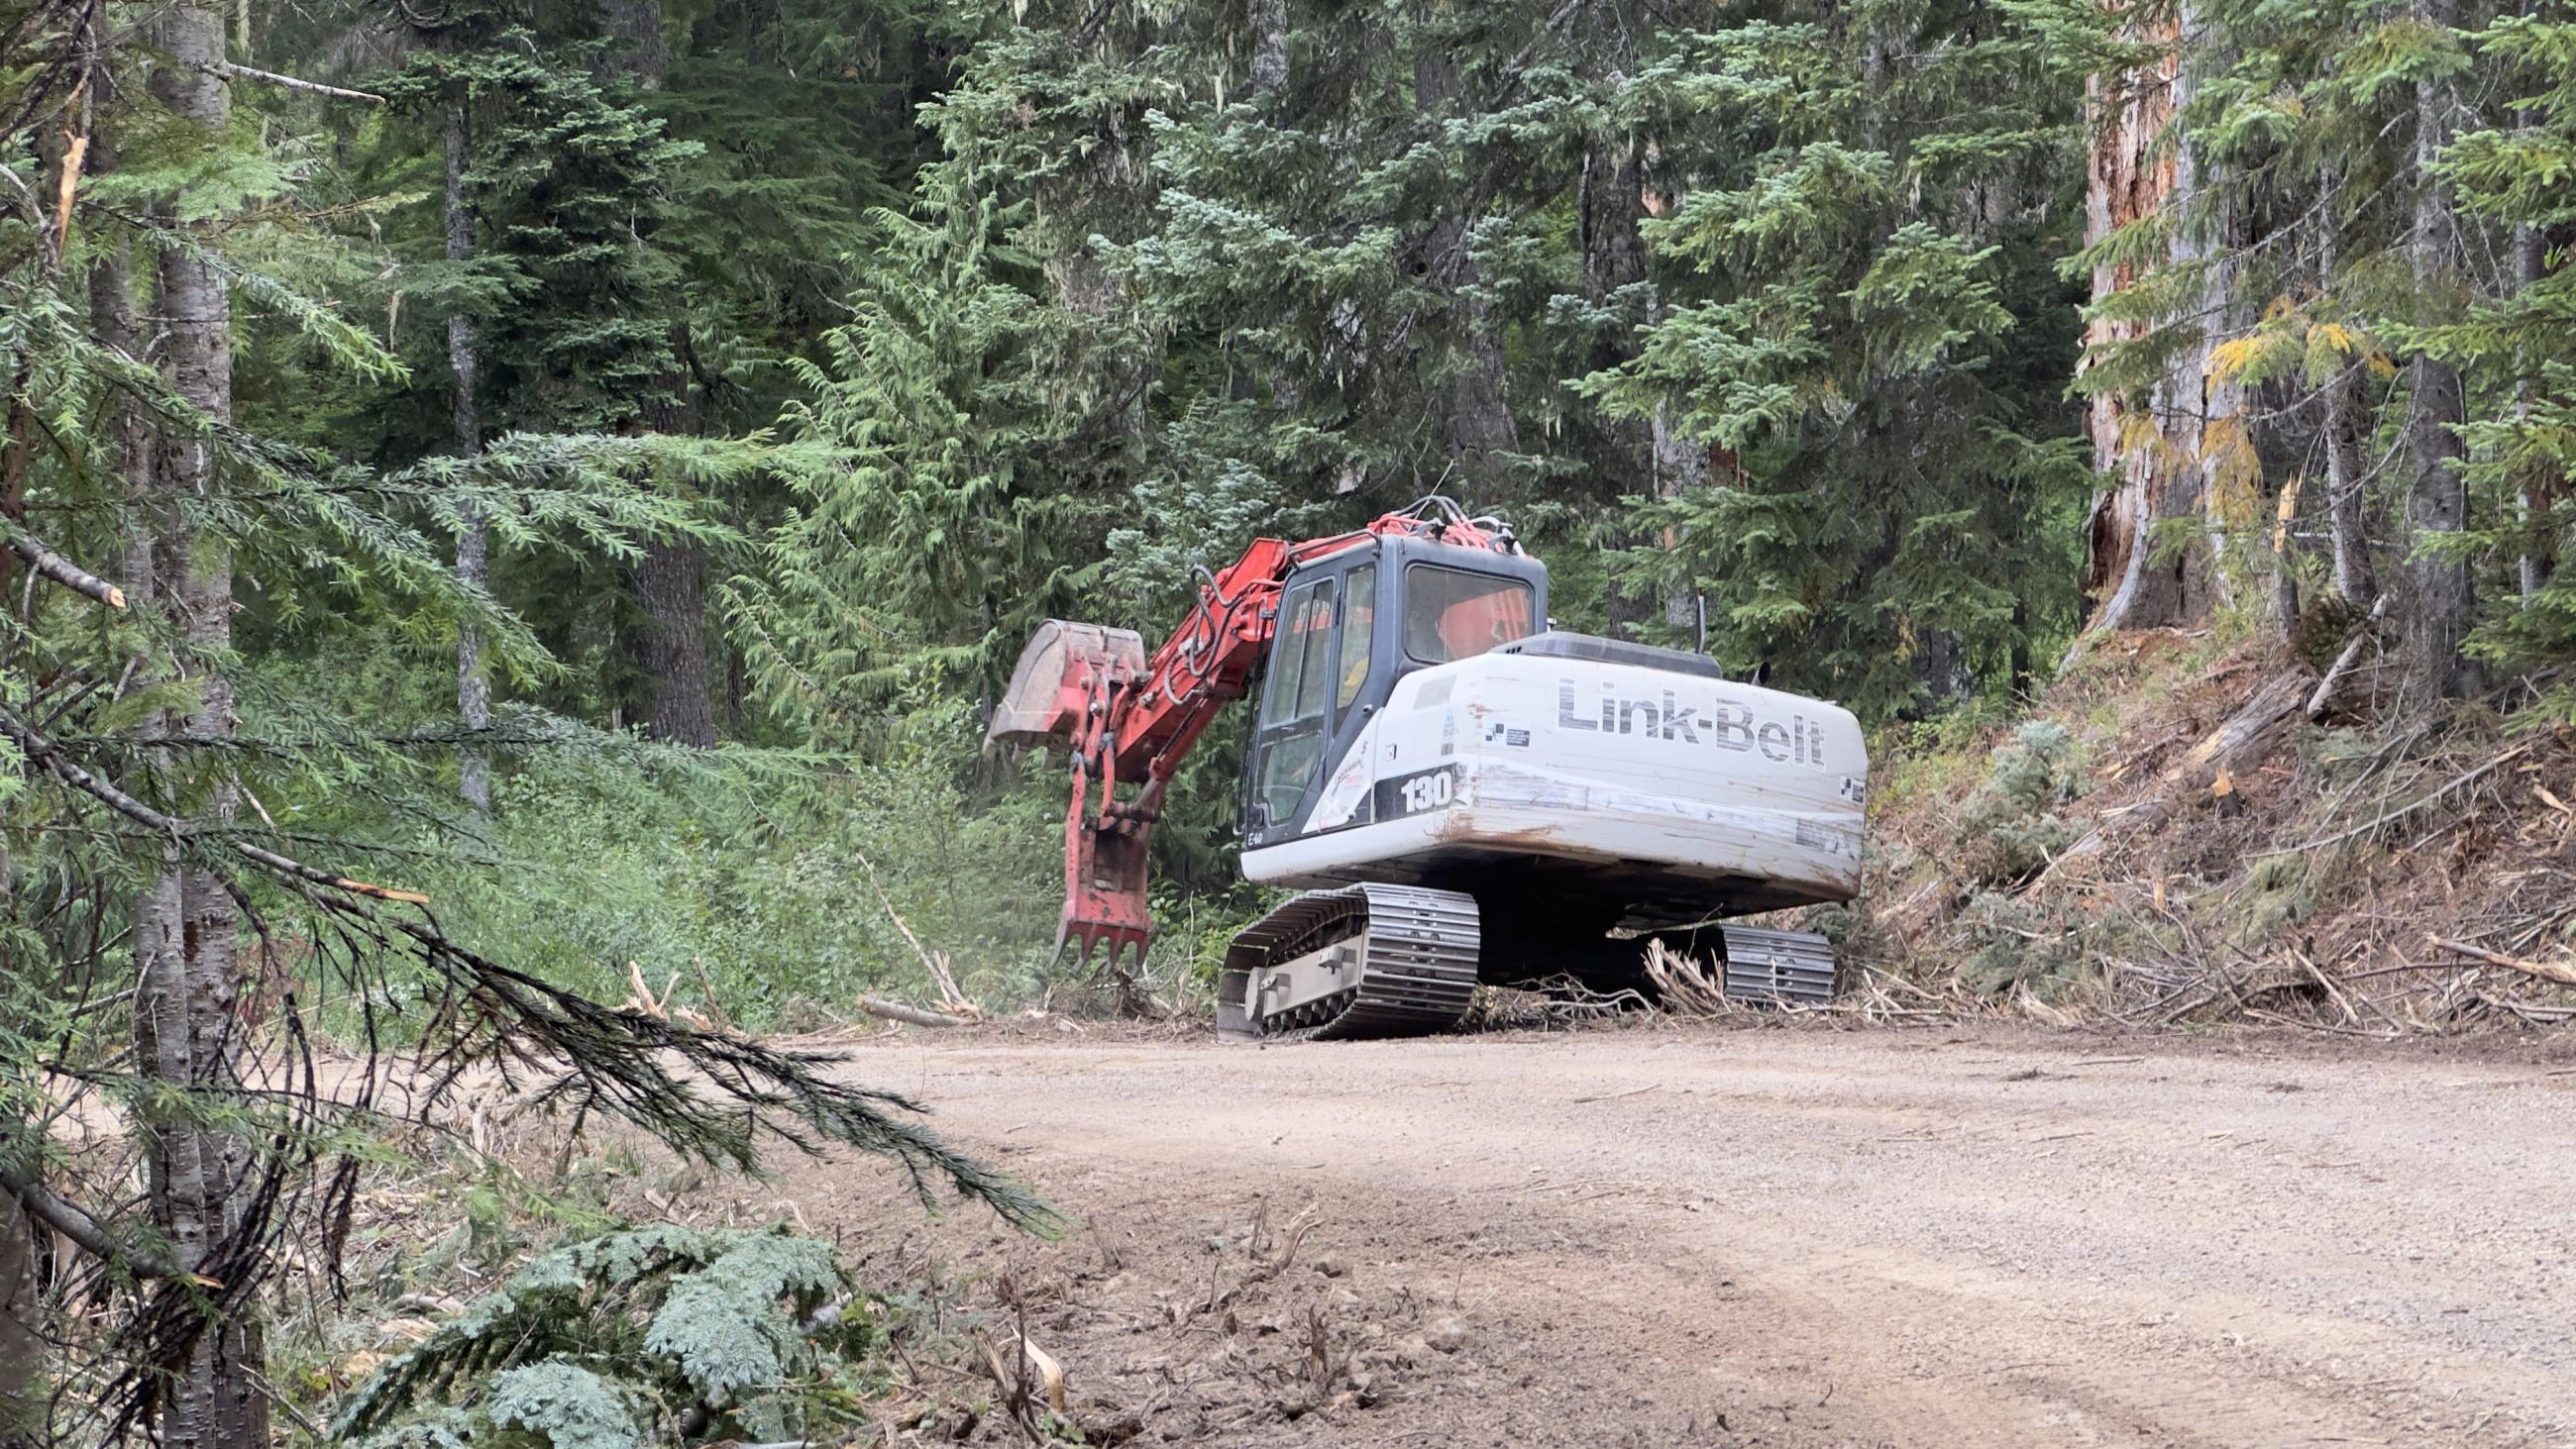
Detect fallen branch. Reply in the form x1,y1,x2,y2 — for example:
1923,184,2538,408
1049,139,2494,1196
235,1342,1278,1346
10,532,125,608
852,994,970,1029
2125,669,2315,827
2042,668,2314,877
202,58,385,103
2257,741,2538,859
849,846,980,1018
2429,937,2576,989
0,1153,183,1281
2306,595,2390,722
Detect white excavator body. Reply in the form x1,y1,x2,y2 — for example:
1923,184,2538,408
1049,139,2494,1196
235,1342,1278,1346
1245,644,1867,914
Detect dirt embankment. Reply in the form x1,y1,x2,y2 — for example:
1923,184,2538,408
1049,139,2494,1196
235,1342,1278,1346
1859,630,2576,1028
743,1023,2576,1447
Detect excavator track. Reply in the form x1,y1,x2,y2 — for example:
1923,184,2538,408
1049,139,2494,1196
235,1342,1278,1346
1718,924,1840,1007
1217,883,1480,1043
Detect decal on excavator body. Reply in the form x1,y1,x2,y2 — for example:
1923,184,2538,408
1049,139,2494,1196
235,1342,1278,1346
1555,678,1835,771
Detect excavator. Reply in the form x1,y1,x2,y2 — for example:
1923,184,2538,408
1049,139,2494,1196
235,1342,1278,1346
986,496,1867,1042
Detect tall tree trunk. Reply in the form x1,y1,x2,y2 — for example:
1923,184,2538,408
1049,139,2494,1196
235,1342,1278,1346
1582,114,1712,637
2194,147,2244,614
599,0,715,747
446,83,492,809
2317,169,2380,611
1585,151,1647,638
1,797,29,1447
2407,0,2478,699
2513,212,2554,600
1246,0,1288,97
2322,365,2378,606
600,0,669,86
0,1196,36,1448
1650,405,1707,631
2078,0,2218,634
139,6,267,1445
1579,116,1664,639
634,533,715,746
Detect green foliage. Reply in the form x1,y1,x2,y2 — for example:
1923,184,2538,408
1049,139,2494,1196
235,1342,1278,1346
336,1224,879,1447
1957,721,2085,885
1958,890,2086,999
394,722,1062,1026
727,184,1109,743
1587,1,2092,714
478,1364,645,1449
2,7,1082,1431
2424,15,2576,713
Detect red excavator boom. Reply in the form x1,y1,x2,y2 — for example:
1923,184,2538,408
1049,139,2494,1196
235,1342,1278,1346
986,499,1517,967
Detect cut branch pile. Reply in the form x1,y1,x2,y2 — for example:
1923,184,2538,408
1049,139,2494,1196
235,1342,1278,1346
1862,635,2576,1036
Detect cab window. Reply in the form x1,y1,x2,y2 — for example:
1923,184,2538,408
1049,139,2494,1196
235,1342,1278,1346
1251,576,1338,826
1336,565,1376,710
1403,565,1535,665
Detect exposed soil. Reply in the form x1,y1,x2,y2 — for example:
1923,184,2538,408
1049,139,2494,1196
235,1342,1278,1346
738,1020,2576,1447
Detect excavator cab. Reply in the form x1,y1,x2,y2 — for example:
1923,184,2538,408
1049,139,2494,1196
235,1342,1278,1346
1241,536,1548,848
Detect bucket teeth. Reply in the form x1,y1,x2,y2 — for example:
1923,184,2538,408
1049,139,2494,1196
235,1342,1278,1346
1056,919,1149,975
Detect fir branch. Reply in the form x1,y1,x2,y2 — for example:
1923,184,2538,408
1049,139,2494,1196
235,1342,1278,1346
0,703,1064,1236
6,526,125,608
0,1150,183,1280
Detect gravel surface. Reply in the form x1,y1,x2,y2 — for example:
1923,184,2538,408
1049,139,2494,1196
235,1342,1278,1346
758,1022,2576,1446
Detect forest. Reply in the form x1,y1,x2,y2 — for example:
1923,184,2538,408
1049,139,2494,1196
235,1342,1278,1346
2,0,2572,1441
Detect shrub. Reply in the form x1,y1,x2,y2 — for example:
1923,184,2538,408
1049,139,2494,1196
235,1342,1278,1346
1957,721,2084,885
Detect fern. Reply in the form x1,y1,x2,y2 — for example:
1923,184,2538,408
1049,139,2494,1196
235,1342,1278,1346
336,1224,878,1447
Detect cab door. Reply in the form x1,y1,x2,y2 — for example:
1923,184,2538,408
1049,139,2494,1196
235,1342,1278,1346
1245,573,1338,843
1243,559,1385,845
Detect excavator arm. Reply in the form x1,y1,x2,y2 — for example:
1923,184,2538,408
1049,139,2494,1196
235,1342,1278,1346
985,500,1516,967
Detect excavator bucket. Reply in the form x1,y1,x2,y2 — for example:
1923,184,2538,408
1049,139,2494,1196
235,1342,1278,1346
1054,782,1157,971
987,620,1159,970
986,620,1148,751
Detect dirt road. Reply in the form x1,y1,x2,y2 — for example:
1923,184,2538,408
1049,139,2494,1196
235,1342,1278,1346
766,1024,2576,1447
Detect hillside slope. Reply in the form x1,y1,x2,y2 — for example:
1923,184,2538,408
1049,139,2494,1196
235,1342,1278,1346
1850,629,2576,1033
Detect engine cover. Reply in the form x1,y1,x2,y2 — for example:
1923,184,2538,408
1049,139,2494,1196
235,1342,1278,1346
1239,639,1866,930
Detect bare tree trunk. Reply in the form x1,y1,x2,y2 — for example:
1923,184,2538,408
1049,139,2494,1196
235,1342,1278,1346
2321,364,2379,604
634,533,715,746
1246,0,1288,97
600,0,669,86
2078,0,2218,634
2194,149,2244,614
1650,409,1706,630
2407,0,2479,700
597,0,716,747
139,9,267,1445
2316,168,2380,611
2513,213,2554,600
0,1198,37,1448
1,809,31,1448
446,84,491,809
1579,118,1662,638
